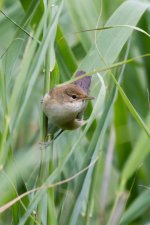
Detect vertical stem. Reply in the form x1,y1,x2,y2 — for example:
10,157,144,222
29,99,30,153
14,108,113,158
37,4,51,224
47,140,57,225
99,128,115,225
45,49,57,225
84,165,97,225
0,61,9,164
84,154,102,225
37,3,57,224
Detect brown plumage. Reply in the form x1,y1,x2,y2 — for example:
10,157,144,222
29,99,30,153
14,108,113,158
42,71,94,133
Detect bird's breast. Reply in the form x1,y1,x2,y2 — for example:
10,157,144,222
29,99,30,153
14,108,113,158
43,97,85,127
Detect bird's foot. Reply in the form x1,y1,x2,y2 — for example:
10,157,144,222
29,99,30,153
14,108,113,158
39,129,64,149
39,140,53,149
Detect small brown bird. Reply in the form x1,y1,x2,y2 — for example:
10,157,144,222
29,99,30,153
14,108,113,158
42,71,94,137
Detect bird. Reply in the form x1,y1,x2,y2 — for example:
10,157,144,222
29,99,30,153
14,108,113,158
41,71,94,141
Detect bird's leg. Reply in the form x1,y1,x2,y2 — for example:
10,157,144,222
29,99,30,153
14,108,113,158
53,129,64,141
39,129,64,148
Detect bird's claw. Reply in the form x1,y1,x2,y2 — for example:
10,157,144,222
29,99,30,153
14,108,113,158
39,140,53,148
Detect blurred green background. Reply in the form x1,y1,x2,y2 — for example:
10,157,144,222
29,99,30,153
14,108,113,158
0,0,150,224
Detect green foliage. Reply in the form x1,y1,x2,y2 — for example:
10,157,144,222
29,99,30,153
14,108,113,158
0,0,150,225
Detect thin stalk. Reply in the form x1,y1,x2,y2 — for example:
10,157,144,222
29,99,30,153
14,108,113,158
99,128,115,225
45,51,57,225
0,59,9,163
37,7,50,225
47,140,57,225
107,192,129,225
84,157,100,225
0,115,10,163
37,3,57,224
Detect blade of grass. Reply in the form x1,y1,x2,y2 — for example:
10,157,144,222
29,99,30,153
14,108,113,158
120,189,150,225
121,113,150,182
0,9,40,43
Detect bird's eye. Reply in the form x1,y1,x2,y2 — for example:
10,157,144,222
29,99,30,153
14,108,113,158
72,94,77,99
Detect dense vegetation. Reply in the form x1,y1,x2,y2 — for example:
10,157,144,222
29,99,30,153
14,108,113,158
0,0,150,224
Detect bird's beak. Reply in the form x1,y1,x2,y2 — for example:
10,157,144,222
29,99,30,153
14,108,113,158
82,96,95,100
